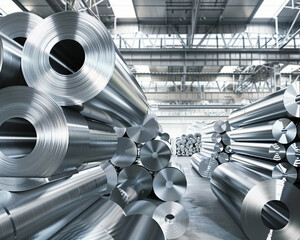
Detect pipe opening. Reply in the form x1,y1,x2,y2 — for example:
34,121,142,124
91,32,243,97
165,214,175,223
261,200,290,230
13,37,26,46
0,118,37,159
49,39,85,75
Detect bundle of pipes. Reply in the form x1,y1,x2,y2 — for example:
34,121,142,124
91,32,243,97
211,162,300,240
175,133,201,156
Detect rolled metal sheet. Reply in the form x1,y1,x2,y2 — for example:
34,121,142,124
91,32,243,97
110,137,137,168
228,81,300,127
286,142,300,167
191,153,219,178
51,198,124,239
140,140,171,171
201,120,227,134
201,132,222,143
153,201,189,239
153,162,187,201
221,132,231,146
230,142,286,161
0,86,118,177
126,113,159,143
229,118,296,144
211,162,300,240
231,153,297,183
202,142,224,153
0,166,107,239
218,152,229,163
200,148,218,159
123,200,156,217
22,11,148,128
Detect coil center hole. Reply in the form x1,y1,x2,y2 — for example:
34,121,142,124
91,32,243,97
261,200,290,230
0,118,37,159
165,214,175,223
49,39,85,75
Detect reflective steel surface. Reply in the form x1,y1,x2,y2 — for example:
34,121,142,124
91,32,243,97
202,142,224,153
286,142,300,167
123,200,156,217
218,152,229,163
201,120,227,134
201,132,222,143
191,153,219,178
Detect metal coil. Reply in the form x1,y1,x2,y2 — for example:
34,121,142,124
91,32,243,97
230,142,286,161
229,118,296,144
228,81,300,127
153,162,187,201
231,153,297,183
286,142,300,167
123,200,156,217
211,162,300,240
0,166,107,239
201,120,227,134
110,137,137,168
202,142,224,153
201,132,222,143
153,201,189,239
126,114,159,143
22,11,148,127
0,86,117,178
191,152,219,178
140,140,171,171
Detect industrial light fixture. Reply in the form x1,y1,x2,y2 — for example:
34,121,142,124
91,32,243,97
253,0,289,18
0,0,22,15
109,0,136,18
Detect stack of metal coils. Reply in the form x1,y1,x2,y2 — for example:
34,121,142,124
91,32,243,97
190,120,231,178
176,132,201,156
0,11,189,239
211,81,300,240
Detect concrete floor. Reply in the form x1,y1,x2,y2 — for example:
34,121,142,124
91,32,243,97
171,156,248,240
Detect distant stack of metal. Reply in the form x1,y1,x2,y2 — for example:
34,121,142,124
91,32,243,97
0,11,189,239
211,81,300,240
190,120,231,178
176,133,201,156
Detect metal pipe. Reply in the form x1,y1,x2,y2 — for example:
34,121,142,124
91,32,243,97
286,142,300,167
22,11,149,128
153,162,187,201
190,152,219,178
140,140,171,171
201,132,222,143
201,120,227,134
0,166,107,239
210,162,300,240
202,142,224,153
228,81,300,127
0,86,118,178
218,152,229,163
230,153,297,183
229,118,296,144
230,142,286,161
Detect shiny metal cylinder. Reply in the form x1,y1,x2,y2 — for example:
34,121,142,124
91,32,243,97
211,162,300,240
0,166,107,239
159,132,170,142
110,137,137,168
140,140,172,171
191,152,219,178
110,165,153,207
126,114,159,143
221,132,231,146
22,11,148,127
286,142,300,167
202,142,224,153
123,200,156,217
201,120,227,134
229,118,296,144
153,201,189,239
231,153,297,183
230,142,286,161
228,81,300,127
200,148,218,159
153,162,187,201
218,152,229,163
201,132,222,143
0,86,117,178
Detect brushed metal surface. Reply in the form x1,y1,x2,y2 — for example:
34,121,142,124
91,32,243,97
111,137,137,168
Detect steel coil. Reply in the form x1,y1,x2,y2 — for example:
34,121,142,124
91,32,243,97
124,200,156,217
230,142,285,161
201,132,222,143
231,153,297,183
229,118,296,144
228,81,300,127
110,137,137,168
202,142,224,153
140,140,171,171
126,114,159,143
0,166,107,239
286,142,300,167
153,162,187,201
22,11,148,127
153,201,189,239
211,162,300,240
191,153,219,178
0,86,117,178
